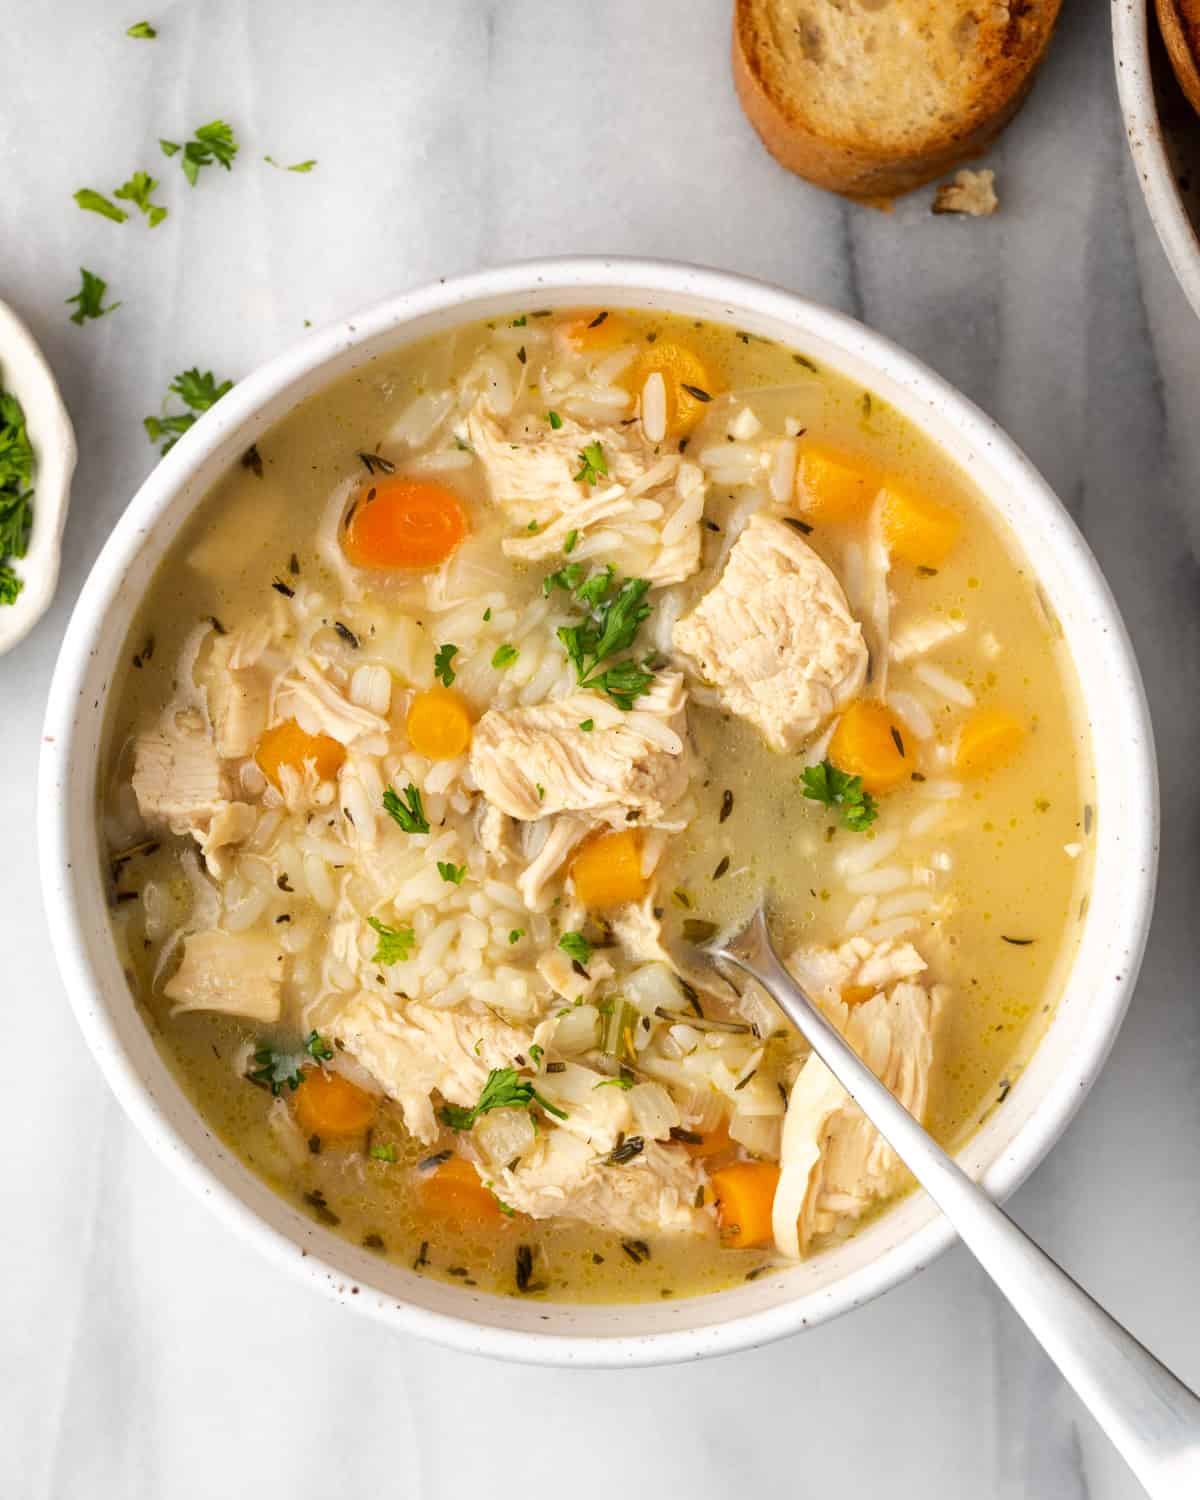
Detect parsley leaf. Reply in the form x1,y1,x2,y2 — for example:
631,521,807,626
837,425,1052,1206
553,569,655,708
573,440,608,485
564,528,578,553
0,390,34,607
508,928,525,944
440,1066,568,1131
529,1043,544,1069
144,368,233,454
114,170,167,227
558,931,592,966
367,915,417,964
491,643,519,670
383,782,430,835
546,410,563,430
543,560,584,597
800,760,879,832
437,861,467,885
304,1030,334,1062
369,1142,397,1162
434,642,458,687
579,718,594,732
165,119,239,186
74,188,127,223
264,155,318,172
247,1046,304,1095
594,1076,634,1090
126,21,157,37
66,268,121,326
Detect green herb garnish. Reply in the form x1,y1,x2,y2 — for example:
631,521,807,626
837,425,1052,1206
0,388,34,606
492,643,519,670
66,268,121,326
304,1030,334,1062
558,931,592,966
547,410,563,430
126,20,157,37
800,760,879,832
369,1143,398,1162
573,440,608,486
434,642,458,686
73,188,127,223
247,1046,304,1095
382,783,430,835
114,171,167,227
144,368,233,455
264,156,317,172
437,861,467,885
440,1066,568,1131
367,916,417,964
508,928,524,944
554,568,655,709
563,528,578,553
161,119,239,185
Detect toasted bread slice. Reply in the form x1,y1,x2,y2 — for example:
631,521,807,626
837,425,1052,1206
1156,0,1200,117
732,0,1061,200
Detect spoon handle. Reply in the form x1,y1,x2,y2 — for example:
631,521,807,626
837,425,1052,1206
716,910,1200,1500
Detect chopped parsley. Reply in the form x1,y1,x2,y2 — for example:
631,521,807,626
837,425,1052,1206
382,782,430,835
508,928,525,944
434,641,458,686
546,410,563,430
482,608,492,622
594,1076,634,1090
126,20,157,37
247,1045,304,1095
437,861,467,885
264,156,318,172
491,643,519,670
558,930,592,966
800,760,878,832
551,566,655,708
73,188,127,223
579,718,594,732
144,367,233,455
564,528,578,553
303,1030,334,1062
66,268,121,326
573,440,608,486
369,1142,398,1163
367,916,417,964
439,1066,567,1131
529,1043,544,1069
0,387,34,606
114,170,167,227
160,119,239,185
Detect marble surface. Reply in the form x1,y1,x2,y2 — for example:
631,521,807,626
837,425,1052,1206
4,1,1199,1495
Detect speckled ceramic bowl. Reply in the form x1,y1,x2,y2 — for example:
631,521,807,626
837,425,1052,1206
38,259,1157,1366
1113,0,1200,319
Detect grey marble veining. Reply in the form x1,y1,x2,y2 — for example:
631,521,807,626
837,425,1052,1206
3,1,1198,1496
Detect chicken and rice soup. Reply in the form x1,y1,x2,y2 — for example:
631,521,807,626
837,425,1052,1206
103,309,1092,1302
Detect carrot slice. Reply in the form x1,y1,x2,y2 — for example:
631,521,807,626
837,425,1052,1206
828,700,911,796
622,340,718,438
569,828,647,909
343,476,467,571
255,719,346,791
879,482,962,568
294,1068,376,1139
711,1161,780,1249
794,443,881,523
406,687,473,760
955,707,1025,778
559,309,633,353
681,1116,734,1158
418,1154,503,1225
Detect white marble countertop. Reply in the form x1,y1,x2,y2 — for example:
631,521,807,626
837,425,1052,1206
4,2,1199,1495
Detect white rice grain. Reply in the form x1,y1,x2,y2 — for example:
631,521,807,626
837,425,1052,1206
843,865,909,895
912,661,976,707
641,373,667,444
836,828,900,876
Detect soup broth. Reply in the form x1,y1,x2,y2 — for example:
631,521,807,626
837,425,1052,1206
102,309,1091,1303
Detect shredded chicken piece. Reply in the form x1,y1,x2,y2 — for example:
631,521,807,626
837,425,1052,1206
469,673,689,823
517,814,591,910
164,929,284,1023
200,629,272,757
467,403,705,584
132,711,230,834
273,656,389,751
673,515,868,751
889,614,967,663
773,963,945,1258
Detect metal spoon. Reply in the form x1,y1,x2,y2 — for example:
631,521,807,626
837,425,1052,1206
703,902,1200,1500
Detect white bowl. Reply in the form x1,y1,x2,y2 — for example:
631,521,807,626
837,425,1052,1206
0,299,77,655
38,259,1157,1366
1114,0,1200,318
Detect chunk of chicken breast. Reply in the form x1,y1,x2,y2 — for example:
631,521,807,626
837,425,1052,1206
132,711,231,834
673,514,868,752
199,627,273,757
467,403,705,584
164,929,284,1023
773,976,946,1258
469,672,689,823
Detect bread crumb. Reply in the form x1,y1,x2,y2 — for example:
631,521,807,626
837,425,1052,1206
932,168,998,217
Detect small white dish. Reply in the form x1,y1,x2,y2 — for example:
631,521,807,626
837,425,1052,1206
0,299,77,655
39,259,1158,1366
1113,0,1200,319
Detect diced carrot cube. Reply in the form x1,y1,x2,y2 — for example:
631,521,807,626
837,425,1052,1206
711,1161,781,1249
794,443,881,523
558,309,633,353
622,340,718,438
569,828,647,909
294,1068,376,1139
880,482,962,567
828,700,911,795
418,1154,503,1225
955,707,1025,778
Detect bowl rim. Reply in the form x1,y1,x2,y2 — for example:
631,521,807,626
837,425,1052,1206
38,256,1159,1366
1112,0,1200,320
